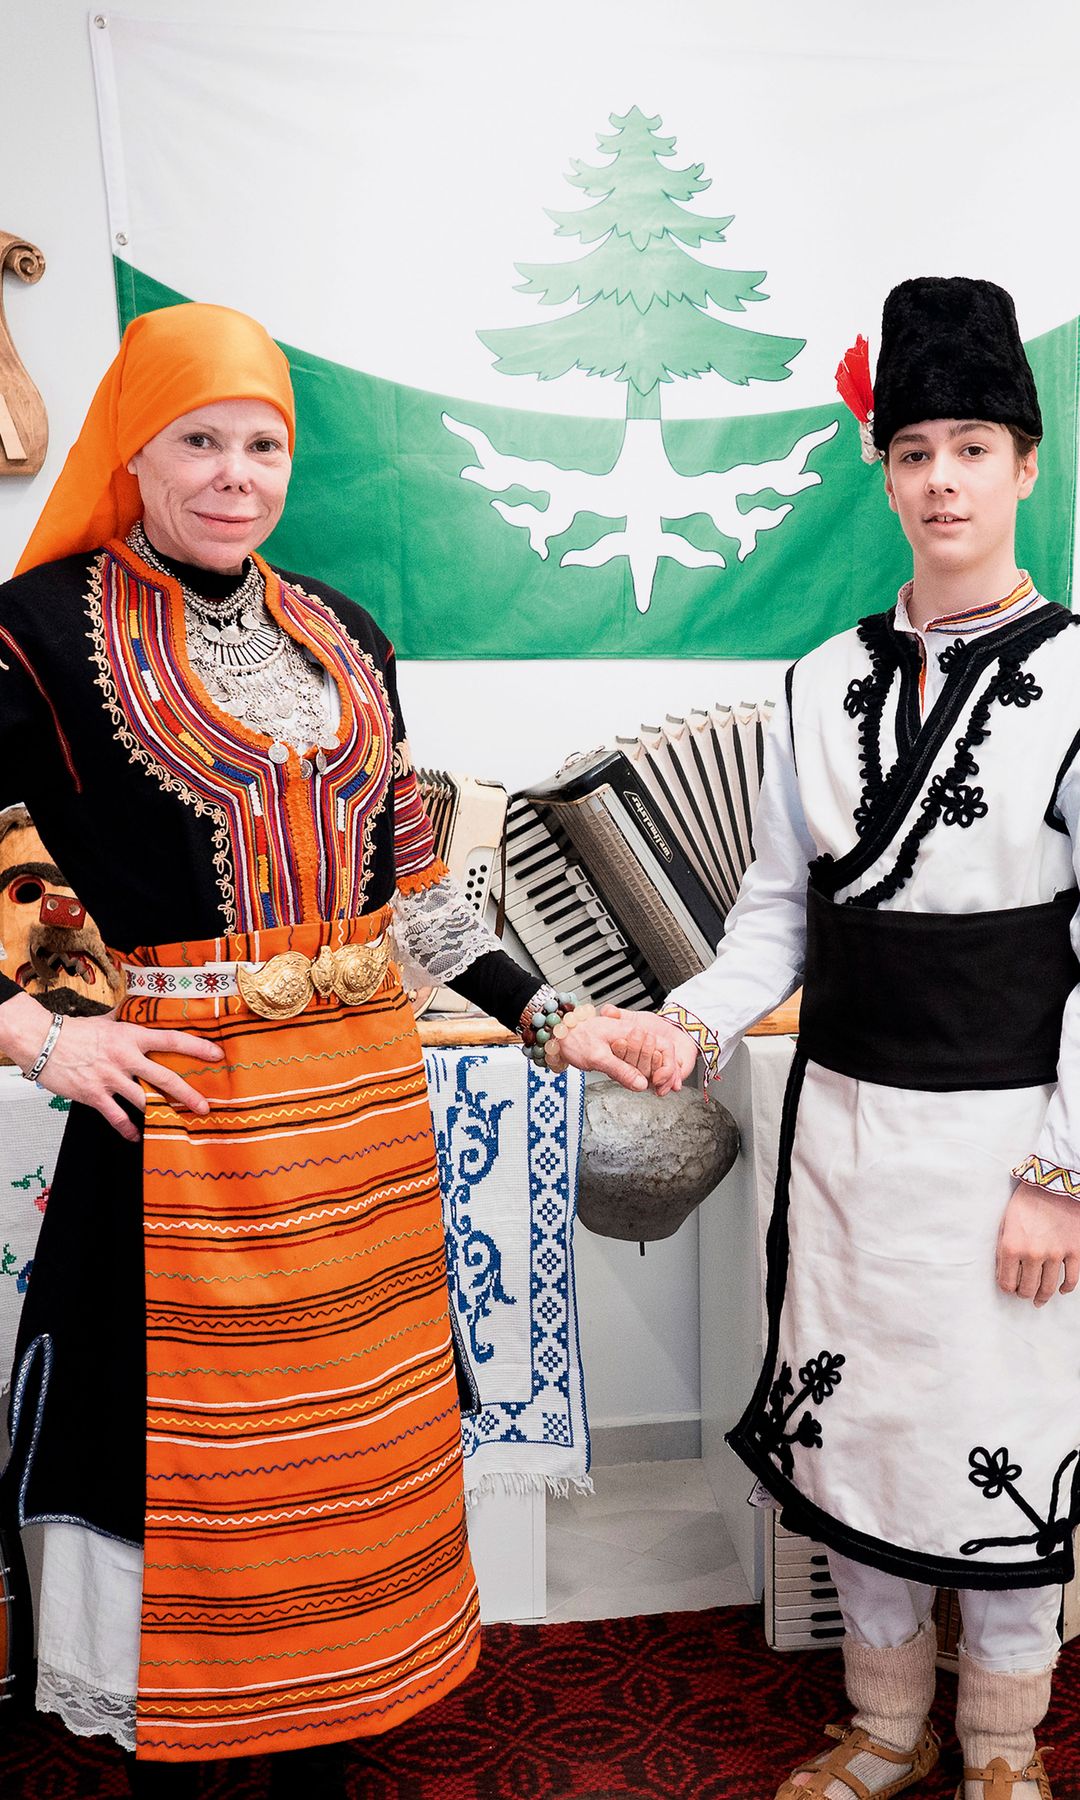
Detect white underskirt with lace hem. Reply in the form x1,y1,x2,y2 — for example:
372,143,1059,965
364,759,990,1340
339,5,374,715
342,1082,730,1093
390,872,511,988
37,1661,137,1752
36,1521,140,1749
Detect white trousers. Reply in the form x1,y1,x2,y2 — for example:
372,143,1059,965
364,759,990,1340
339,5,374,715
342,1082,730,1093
828,1551,1061,1673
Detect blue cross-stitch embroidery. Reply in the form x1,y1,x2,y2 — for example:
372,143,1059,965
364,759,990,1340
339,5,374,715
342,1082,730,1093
434,1055,516,1364
436,1058,586,1463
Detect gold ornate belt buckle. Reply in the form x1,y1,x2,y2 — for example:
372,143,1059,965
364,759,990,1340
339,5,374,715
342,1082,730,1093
311,936,391,1007
235,934,391,1020
236,951,315,1020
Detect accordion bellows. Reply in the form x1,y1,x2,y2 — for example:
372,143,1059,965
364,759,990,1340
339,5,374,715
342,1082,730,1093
417,704,773,1012
509,703,773,1006
617,704,773,920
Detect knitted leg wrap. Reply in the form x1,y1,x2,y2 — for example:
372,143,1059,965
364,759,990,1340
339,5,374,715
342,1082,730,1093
956,1649,1054,1794
846,1618,939,1753
796,1620,939,1800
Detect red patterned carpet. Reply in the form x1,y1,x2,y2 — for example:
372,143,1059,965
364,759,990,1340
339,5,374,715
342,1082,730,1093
3,1605,1080,1799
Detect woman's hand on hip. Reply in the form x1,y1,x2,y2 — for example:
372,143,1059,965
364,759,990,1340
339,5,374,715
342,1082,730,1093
996,1180,1080,1306
0,990,223,1144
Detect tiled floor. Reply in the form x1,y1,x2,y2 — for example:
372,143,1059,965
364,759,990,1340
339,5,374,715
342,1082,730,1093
545,1458,754,1623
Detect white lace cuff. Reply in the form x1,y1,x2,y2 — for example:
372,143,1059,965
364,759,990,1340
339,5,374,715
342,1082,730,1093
391,873,506,988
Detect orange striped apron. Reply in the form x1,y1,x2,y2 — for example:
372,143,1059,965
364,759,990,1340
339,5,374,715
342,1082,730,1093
115,911,479,1762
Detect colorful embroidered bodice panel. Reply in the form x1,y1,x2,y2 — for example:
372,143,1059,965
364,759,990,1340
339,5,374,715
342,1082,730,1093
90,543,393,932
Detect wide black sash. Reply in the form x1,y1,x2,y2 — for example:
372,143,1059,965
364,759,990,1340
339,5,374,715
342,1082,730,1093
799,884,1079,1090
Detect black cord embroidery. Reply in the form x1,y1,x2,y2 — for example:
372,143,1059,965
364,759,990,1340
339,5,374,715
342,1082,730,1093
968,1445,1022,1499
846,650,1044,908
847,618,897,835
846,668,999,906
759,1350,845,1480
811,606,1075,906
938,781,988,830
950,746,979,781
960,1444,1080,1559
937,638,967,674
843,676,877,719
808,615,904,882
996,665,1043,708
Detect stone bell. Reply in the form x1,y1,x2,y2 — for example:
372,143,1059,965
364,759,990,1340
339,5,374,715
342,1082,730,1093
577,1075,739,1243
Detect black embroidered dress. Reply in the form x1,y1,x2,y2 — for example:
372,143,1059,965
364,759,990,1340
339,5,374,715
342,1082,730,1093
0,540,538,1753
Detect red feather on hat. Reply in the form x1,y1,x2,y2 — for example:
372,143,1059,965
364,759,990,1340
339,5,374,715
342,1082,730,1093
835,334,874,424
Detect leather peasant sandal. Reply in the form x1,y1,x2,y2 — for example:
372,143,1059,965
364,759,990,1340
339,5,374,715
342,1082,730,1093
775,1720,941,1800
955,1749,1052,1800
954,1648,1055,1800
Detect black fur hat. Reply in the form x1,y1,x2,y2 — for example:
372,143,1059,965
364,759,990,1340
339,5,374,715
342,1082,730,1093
872,276,1042,452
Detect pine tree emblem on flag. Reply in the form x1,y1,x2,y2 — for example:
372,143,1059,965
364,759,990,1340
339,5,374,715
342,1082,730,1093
90,13,1079,661
443,107,838,613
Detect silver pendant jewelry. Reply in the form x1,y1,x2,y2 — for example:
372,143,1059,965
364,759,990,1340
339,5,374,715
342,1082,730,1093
127,522,336,759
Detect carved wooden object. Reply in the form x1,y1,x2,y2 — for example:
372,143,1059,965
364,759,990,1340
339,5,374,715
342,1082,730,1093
417,1017,516,1047
0,233,47,475
747,989,801,1035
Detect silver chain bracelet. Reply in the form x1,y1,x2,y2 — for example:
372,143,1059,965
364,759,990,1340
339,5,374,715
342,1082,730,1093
22,1011,64,1084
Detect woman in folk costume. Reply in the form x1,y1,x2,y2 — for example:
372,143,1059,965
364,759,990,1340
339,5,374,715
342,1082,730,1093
0,303,564,1797
552,277,1080,1800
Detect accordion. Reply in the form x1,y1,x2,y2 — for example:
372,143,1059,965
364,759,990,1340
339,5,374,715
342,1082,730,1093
763,1512,843,1651
503,703,773,1008
411,771,508,1016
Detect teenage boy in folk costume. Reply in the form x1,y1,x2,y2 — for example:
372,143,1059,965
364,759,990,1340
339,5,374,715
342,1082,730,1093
553,277,1080,1800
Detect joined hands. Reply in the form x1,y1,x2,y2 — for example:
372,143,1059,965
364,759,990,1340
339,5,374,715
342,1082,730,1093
545,1003,699,1096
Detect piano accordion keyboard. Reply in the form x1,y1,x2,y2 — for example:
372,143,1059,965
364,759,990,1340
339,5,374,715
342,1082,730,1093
764,1514,844,1650
763,1516,1078,1665
499,796,661,1010
552,785,715,990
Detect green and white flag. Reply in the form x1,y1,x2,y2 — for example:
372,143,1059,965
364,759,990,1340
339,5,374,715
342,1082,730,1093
91,7,1079,660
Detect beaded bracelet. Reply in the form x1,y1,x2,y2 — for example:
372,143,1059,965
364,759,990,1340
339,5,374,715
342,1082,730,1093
519,990,579,1066
22,1011,64,1084
544,1002,597,1073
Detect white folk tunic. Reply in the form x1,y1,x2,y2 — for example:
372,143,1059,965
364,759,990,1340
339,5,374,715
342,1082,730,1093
666,586,1080,1589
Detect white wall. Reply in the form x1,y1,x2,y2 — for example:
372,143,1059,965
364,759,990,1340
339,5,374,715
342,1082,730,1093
1,0,796,1434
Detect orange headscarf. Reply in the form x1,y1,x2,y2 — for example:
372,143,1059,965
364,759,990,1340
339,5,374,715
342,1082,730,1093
15,303,296,577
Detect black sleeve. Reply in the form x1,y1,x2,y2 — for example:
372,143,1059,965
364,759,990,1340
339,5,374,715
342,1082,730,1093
0,606,59,1006
444,949,542,1035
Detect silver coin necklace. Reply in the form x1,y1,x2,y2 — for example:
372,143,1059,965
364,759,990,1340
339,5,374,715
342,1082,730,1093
129,522,336,768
